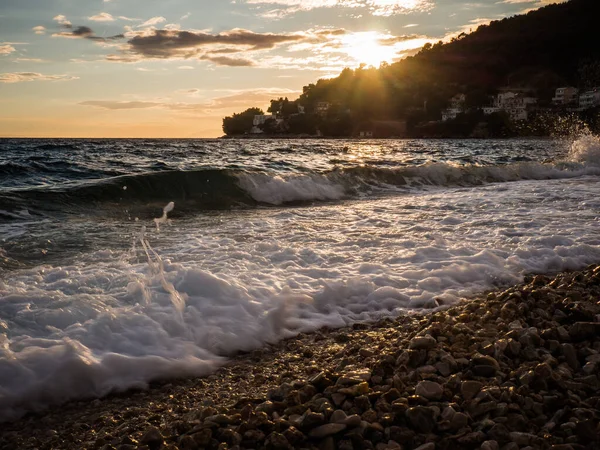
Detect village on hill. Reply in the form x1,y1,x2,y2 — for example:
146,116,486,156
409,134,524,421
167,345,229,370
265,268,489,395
222,0,600,139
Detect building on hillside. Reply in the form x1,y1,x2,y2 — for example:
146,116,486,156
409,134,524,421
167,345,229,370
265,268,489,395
483,106,501,115
316,102,330,115
579,88,600,109
449,93,466,108
356,120,407,138
251,114,285,134
483,92,537,121
552,87,579,105
441,94,466,121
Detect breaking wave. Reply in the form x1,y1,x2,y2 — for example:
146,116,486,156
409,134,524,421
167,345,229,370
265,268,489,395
1,141,598,218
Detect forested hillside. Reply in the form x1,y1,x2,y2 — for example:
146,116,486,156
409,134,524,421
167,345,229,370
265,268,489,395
223,0,600,137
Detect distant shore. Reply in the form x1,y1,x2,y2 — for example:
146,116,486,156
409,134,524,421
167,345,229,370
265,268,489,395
219,134,555,140
2,264,599,449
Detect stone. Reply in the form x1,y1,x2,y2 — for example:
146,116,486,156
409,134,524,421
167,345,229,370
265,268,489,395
441,406,456,421
301,411,326,429
192,429,212,447
461,380,483,401
569,322,600,341
481,440,500,450
470,401,497,418
509,432,538,446
561,343,579,370
308,423,347,438
458,432,485,445
140,427,163,447
178,436,197,450
331,393,346,406
266,432,292,450
450,412,469,431
339,381,370,396
414,443,435,450
415,381,443,401
409,336,437,350
406,406,436,433
575,419,598,441
343,415,362,427
472,354,500,369
330,410,347,424
501,444,519,450
319,436,336,450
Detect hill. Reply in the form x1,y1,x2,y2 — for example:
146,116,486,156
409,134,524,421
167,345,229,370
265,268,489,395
223,0,600,137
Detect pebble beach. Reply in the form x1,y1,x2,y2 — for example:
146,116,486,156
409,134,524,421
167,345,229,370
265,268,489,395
2,265,599,450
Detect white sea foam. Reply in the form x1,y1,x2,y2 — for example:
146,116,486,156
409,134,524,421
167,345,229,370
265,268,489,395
233,137,600,205
1,138,600,420
237,173,345,204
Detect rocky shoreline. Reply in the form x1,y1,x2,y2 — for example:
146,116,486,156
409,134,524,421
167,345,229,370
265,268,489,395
1,266,600,450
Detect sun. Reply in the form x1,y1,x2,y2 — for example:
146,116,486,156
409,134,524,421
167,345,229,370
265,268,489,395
342,32,398,68
339,31,432,68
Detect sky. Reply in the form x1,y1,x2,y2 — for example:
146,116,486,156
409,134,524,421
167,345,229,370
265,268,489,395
0,0,565,138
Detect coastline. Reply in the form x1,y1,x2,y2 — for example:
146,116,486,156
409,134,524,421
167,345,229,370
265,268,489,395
1,265,599,450
217,135,557,140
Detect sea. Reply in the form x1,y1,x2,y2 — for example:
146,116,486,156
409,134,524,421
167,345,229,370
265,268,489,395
1,136,599,421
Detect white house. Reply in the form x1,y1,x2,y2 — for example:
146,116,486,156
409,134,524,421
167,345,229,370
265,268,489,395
441,108,462,121
441,94,466,121
552,87,579,105
485,92,537,121
251,114,284,133
316,102,330,115
483,106,501,115
579,88,600,109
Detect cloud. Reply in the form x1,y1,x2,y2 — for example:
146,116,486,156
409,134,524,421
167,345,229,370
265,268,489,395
453,17,494,36
498,0,568,13
13,58,46,63
181,12,191,20
33,26,46,35
110,28,304,61
53,15,71,26
200,55,255,66
53,25,124,41
244,0,433,17
89,13,115,22
499,0,564,3
139,16,167,28
79,88,301,114
79,100,162,110
0,72,78,83
0,44,16,55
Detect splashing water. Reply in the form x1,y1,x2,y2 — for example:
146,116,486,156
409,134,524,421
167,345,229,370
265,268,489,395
570,133,600,166
154,201,175,231
139,203,186,317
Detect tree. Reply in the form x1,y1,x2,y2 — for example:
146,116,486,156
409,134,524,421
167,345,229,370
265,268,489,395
222,107,263,136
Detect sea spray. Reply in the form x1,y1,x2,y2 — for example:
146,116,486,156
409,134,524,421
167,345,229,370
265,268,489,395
154,201,175,231
570,133,600,165
138,203,186,317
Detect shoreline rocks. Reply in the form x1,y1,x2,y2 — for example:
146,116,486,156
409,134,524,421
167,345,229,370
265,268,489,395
1,265,600,449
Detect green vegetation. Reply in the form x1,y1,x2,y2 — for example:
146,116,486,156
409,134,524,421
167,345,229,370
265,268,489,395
222,0,600,138
222,107,264,136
